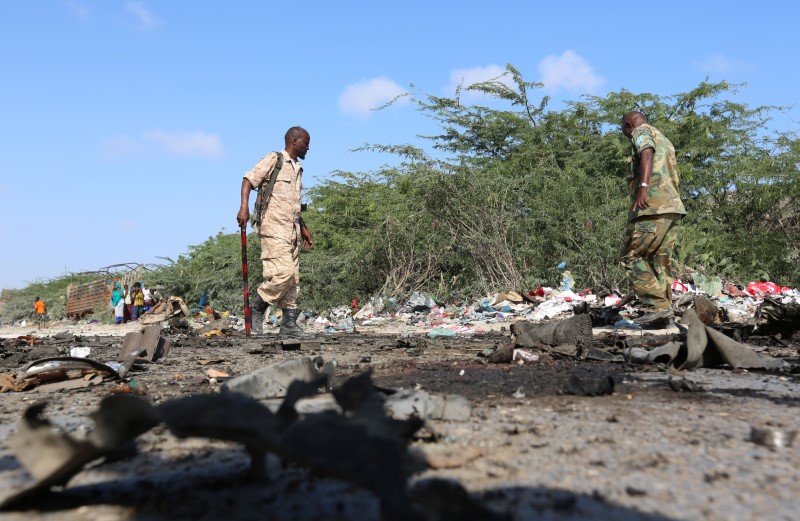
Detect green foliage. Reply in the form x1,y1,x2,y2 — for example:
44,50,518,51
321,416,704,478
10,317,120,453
0,274,100,324
13,67,796,315
145,230,261,314
143,66,800,311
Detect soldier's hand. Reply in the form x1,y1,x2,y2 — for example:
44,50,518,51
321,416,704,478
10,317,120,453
237,206,249,228
301,227,314,249
632,188,649,211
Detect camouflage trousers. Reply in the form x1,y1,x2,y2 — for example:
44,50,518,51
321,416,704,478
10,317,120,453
257,232,300,309
620,213,682,311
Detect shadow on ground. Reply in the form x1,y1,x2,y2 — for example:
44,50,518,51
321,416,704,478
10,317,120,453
4,445,680,521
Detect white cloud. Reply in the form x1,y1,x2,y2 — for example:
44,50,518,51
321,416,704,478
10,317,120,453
62,0,91,21
696,53,755,74
538,50,604,94
338,77,408,117
101,136,145,158
143,129,224,158
120,219,136,231
125,0,162,30
446,64,514,100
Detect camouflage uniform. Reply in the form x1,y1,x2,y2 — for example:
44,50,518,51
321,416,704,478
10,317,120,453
622,123,686,311
244,150,303,308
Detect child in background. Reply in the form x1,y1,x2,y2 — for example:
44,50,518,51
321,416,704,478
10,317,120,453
34,297,46,328
133,285,145,320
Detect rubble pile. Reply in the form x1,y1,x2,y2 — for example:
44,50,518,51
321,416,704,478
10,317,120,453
0,274,798,519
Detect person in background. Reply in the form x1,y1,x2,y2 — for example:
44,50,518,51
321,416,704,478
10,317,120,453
111,282,125,324
142,284,154,312
123,283,132,323
34,297,46,328
132,284,145,320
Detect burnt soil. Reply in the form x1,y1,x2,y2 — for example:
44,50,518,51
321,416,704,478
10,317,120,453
1,327,799,520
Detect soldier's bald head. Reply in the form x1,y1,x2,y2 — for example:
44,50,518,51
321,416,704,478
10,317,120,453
623,111,647,127
285,126,308,145
621,111,647,137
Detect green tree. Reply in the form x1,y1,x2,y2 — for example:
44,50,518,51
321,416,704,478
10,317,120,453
131,66,800,313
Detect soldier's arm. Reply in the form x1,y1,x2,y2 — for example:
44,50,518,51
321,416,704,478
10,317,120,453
237,178,255,228
633,148,654,210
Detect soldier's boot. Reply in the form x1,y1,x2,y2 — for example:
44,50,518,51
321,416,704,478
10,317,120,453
633,309,675,330
279,308,308,338
250,295,272,335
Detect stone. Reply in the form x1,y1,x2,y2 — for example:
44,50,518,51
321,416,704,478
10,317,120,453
221,357,318,399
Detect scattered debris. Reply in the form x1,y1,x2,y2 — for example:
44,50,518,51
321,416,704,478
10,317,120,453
205,368,230,379
17,356,120,381
193,318,233,337
427,327,457,338
68,346,91,358
512,349,540,363
667,376,702,392
383,389,472,421
1,371,458,518
141,296,190,324
0,373,37,392
749,426,796,449
220,356,334,399
109,379,148,395
512,314,593,357
754,297,800,338
3,395,160,508
117,325,171,363
640,309,785,370
196,358,226,365
562,373,616,397
676,294,726,326
487,342,513,364
614,333,683,351
401,291,438,313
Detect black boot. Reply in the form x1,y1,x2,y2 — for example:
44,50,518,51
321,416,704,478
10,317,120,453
633,309,675,330
279,308,307,338
250,295,271,334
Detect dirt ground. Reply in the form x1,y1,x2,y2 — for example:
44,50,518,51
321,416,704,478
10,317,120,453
0,318,798,521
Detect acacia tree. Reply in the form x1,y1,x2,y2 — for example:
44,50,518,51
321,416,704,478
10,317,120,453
302,66,799,305
140,67,798,313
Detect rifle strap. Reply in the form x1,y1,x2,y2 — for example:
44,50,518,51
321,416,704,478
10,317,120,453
251,151,284,227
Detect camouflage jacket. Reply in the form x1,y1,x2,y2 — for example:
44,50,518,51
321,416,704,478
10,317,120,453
244,150,302,243
627,123,686,222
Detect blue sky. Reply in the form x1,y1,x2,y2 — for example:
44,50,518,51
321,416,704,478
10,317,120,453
1,1,798,291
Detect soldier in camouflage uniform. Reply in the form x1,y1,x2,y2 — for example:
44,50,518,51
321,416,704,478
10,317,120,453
237,127,314,336
620,111,686,319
